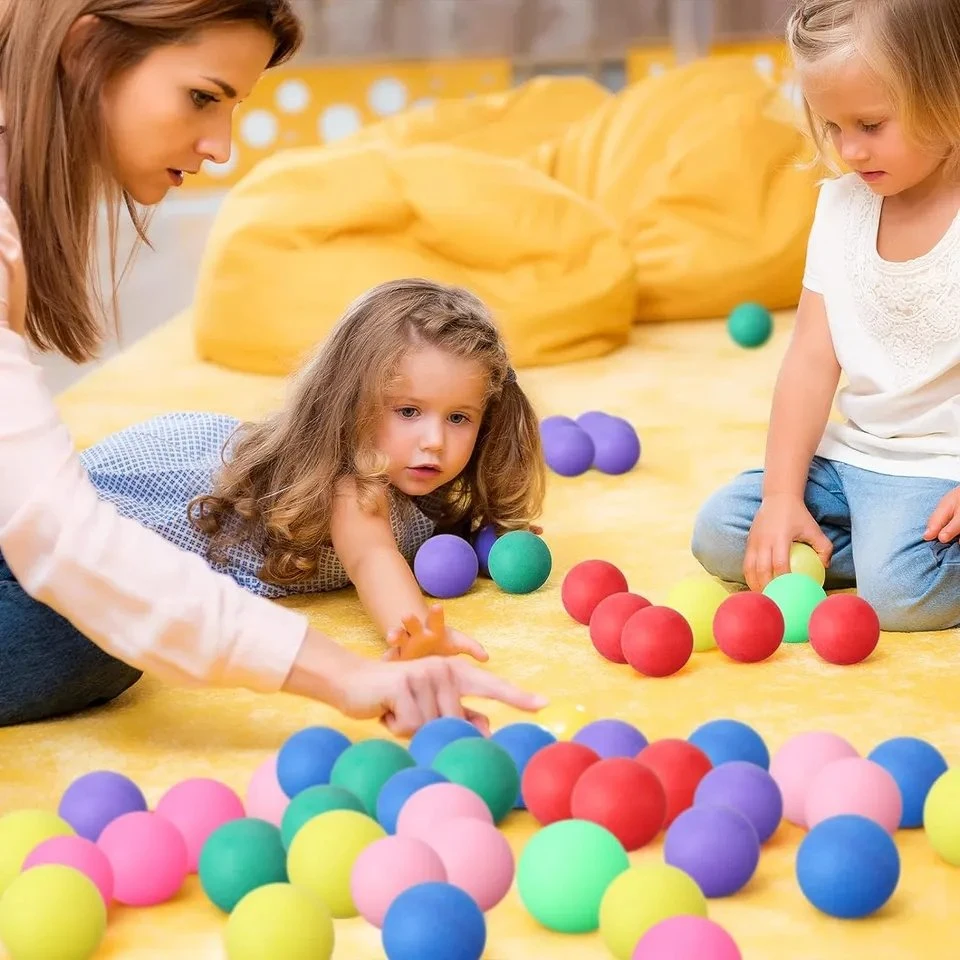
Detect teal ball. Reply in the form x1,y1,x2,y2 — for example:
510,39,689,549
727,302,773,348
487,530,552,594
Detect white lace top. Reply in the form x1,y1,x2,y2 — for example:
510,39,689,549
803,173,960,481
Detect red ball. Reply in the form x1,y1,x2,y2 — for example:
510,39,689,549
808,593,880,665
561,560,629,625
636,738,713,827
589,592,651,663
713,591,785,663
569,757,666,850
521,741,601,826
621,606,693,677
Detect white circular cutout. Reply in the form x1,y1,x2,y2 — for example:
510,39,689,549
413,97,436,110
649,62,666,77
275,79,311,114
204,144,239,178
754,54,775,77
368,77,408,117
780,80,805,109
318,104,362,143
241,110,279,149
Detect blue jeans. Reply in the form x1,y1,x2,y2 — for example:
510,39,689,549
0,553,142,725
692,457,960,632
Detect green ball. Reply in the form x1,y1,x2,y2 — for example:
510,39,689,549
727,301,773,348
517,819,630,933
280,785,366,849
431,737,520,823
329,739,415,816
487,530,552,594
762,572,827,643
198,818,288,913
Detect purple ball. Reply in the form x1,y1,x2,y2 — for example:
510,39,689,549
542,424,594,477
694,760,783,844
572,719,648,759
414,534,479,599
472,524,499,575
540,415,578,434
664,805,760,897
577,413,641,475
58,770,148,841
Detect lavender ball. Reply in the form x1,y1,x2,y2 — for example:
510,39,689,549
414,534,479,598
542,424,594,477
694,761,783,844
540,415,578,434
58,770,148,841
576,413,640,475
572,719,648,759
472,524,499,576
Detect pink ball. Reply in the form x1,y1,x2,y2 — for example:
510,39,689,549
155,778,246,872
96,811,188,906
350,834,447,928
804,757,903,834
245,754,289,826
424,816,514,912
769,732,859,827
633,916,742,960
396,783,493,842
23,835,114,906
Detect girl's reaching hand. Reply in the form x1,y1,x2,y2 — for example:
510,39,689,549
383,604,488,662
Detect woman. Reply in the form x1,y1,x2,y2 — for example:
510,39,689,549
0,0,545,733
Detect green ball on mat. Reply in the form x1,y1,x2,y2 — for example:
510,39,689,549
280,785,366,849
199,818,288,913
431,738,520,823
762,572,827,644
487,530,552,594
329,739,415,817
727,302,773,348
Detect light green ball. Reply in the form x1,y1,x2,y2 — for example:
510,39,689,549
225,883,334,960
727,301,773,348
329,739,415,817
280,785,366,849
432,738,520,824
487,530,552,594
762,572,827,643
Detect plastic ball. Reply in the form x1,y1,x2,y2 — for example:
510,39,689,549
923,768,960,864
769,731,859,826
869,736,948,829
245,753,291,825
0,809,73,896
472,524,499,574
414,534,479,599
330,739,416,817
636,739,713,827
570,757,666,850
423,816,515,911
96,811,188,906
276,726,352,799
664,576,728,652
155,777,245,872
521,741,601,825
713,592,784,662
58,770,147,842
632,916,742,960
350,835,447,928
197,817,288,913
540,414,578,432
789,541,826,586
727,301,773,348
762,572,827,643
516,819,630,933
589,591,651,663
287,809,386,918
805,757,903,833
22,835,114,906
0,864,106,960
533,699,595,739
409,716,484,767
809,594,880,665
572,718,648,759
797,814,900,917
621,606,694,677
376,767,449,834
382,882,487,960
562,559,629,624
431,738,520,823
688,718,770,769
576,412,641,474
486,530,552,594
598,863,707,960
224,883,334,960
694,761,783,843
281,784,367,849
542,423,595,477
490,722,557,809
395,783,493,842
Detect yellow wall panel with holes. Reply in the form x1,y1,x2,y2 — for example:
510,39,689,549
627,40,793,86
191,59,512,190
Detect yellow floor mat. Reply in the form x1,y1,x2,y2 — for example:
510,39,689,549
2,312,959,959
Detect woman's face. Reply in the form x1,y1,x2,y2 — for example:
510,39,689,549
100,22,275,204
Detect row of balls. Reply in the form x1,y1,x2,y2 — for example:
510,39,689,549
540,411,641,478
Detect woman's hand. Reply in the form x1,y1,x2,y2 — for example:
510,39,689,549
0,200,27,334
383,604,488,662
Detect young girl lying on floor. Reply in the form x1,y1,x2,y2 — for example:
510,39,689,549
82,277,546,662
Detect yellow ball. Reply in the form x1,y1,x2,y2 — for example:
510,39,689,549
0,809,73,896
789,542,825,587
664,575,729,652
225,883,334,960
599,863,708,960
534,700,595,740
286,809,385,918
0,864,106,960
924,769,960,865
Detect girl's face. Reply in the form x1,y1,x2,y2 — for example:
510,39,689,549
802,57,946,198
375,345,488,497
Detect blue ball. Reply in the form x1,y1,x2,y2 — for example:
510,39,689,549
409,716,484,767
796,814,900,918
276,726,352,798
472,525,499,576
376,767,449,834
383,883,486,960
490,722,557,809
868,736,948,828
414,535,479,599
688,718,770,770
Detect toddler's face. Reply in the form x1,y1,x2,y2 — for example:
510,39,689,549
374,345,487,497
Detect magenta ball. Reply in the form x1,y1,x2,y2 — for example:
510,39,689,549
694,761,783,844
245,754,290,826
23,835,115,906
542,424,595,477
414,535,479,599
770,732,859,827
58,770,147,841
396,783,493,842
804,757,903,834
576,413,641,475
633,916,743,960
572,719,648,759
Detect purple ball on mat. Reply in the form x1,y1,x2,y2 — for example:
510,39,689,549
577,413,641,475
473,524,499,575
540,415,578,434
664,804,760,897
572,719,648,759
58,770,148,841
414,534,479,599
694,760,783,844
542,424,594,477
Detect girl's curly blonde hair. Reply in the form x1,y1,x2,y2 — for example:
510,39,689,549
190,278,545,586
